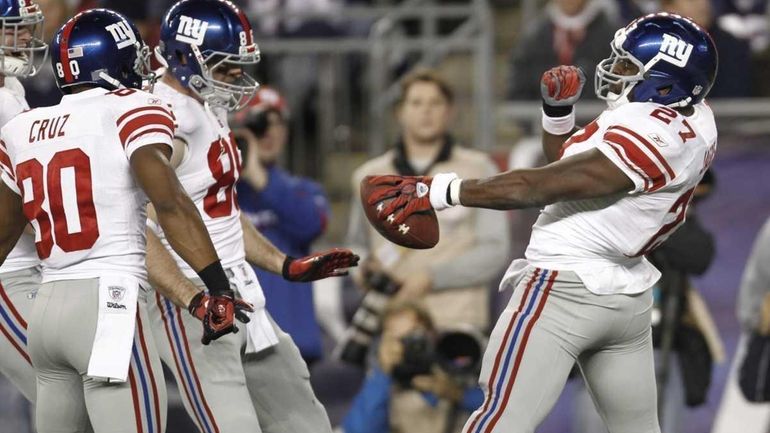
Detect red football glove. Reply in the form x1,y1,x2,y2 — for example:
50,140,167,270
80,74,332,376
188,291,254,345
283,248,360,282
365,175,434,225
541,65,586,107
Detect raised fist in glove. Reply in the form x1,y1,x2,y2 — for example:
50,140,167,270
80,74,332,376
541,65,586,107
283,248,360,282
188,291,254,345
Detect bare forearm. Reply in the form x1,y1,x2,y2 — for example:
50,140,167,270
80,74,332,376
146,228,200,308
457,150,633,210
155,195,220,272
240,213,286,275
542,129,577,163
459,170,548,210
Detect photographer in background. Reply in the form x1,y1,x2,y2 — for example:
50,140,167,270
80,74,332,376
346,68,509,333
234,86,330,364
342,302,484,433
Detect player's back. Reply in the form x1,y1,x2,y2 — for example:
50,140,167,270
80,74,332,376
525,101,717,295
1,87,175,283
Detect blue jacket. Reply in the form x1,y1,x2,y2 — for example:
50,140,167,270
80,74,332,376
237,165,329,360
342,366,484,433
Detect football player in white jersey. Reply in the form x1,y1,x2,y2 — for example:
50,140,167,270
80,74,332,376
364,13,718,433
0,9,250,432
144,1,358,433
0,0,47,406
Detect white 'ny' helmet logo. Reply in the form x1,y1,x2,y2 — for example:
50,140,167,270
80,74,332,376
176,15,209,45
658,33,693,67
105,21,137,49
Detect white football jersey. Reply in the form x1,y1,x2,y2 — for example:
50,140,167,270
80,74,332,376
0,87,175,283
152,81,245,277
0,77,38,273
524,101,717,295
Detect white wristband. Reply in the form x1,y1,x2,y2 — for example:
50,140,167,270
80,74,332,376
429,172,459,211
541,108,575,135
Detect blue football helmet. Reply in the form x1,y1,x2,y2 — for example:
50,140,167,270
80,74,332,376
50,9,153,92
595,13,718,108
0,0,47,77
157,0,260,111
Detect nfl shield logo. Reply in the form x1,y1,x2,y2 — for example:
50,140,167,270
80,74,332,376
109,286,126,302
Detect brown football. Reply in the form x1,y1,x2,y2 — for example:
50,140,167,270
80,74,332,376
359,176,439,249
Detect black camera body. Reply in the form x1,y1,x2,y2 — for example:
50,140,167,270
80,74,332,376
392,330,485,389
336,271,401,366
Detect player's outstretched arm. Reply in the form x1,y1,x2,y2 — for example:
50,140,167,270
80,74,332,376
131,143,239,344
0,182,26,266
240,212,286,275
540,66,585,163
240,213,360,282
458,149,634,210
366,149,634,222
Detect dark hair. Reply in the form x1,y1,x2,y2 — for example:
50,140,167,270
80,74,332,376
396,68,455,107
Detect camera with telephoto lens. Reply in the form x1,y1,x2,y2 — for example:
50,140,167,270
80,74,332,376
392,329,485,388
336,270,401,366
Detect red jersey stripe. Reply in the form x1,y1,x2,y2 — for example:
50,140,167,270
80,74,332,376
0,147,12,176
604,131,666,191
125,128,174,148
58,17,77,84
609,125,675,179
604,141,651,191
117,106,174,127
119,114,175,148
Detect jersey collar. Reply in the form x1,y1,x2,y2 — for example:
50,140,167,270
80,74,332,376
61,87,110,101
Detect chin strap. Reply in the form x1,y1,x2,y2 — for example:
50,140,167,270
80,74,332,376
97,71,122,89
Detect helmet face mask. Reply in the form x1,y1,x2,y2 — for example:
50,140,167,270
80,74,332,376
595,38,646,109
188,44,259,111
0,0,47,77
134,41,156,90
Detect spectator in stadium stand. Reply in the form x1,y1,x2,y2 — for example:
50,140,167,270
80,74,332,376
711,217,770,433
342,302,484,433
233,87,331,365
346,67,510,334
661,0,752,97
507,0,619,101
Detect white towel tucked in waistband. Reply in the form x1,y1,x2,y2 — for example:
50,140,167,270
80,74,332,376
87,276,139,382
230,263,279,354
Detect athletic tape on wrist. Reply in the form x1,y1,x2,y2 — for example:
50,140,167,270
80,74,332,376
449,179,462,206
541,108,575,135
429,172,459,211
